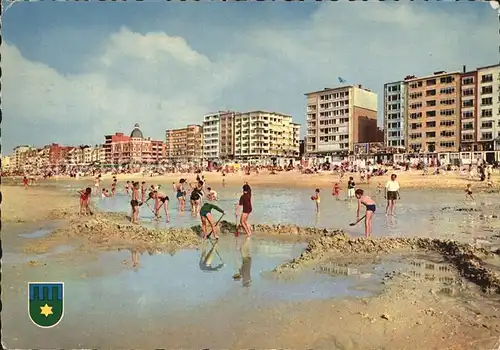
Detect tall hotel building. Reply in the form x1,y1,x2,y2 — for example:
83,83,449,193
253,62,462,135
383,81,407,148
202,111,237,161
305,85,379,156
405,71,461,153
233,111,300,160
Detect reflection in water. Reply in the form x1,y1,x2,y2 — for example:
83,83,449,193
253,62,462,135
233,237,252,287
199,240,224,272
131,249,140,269
319,263,359,276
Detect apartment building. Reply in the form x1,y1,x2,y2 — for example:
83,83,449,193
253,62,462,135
165,124,203,162
305,85,379,157
202,112,221,161
234,111,300,161
406,71,461,153
477,64,500,152
219,111,236,159
459,69,478,151
383,81,407,148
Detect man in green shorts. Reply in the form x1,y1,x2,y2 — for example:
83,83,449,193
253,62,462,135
200,202,225,239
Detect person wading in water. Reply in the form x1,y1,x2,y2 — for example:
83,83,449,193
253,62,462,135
236,184,253,237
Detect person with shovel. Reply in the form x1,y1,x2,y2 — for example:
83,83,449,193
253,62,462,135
199,202,225,240
353,189,376,237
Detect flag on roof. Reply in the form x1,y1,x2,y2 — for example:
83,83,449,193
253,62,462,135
338,77,347,84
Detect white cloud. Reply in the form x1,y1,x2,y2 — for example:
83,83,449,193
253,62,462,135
2,3,498,152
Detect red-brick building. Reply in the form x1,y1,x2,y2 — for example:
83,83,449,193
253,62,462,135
45,143,73,165
104,124,166,165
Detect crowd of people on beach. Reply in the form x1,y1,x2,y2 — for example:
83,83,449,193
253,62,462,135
77,173,254,242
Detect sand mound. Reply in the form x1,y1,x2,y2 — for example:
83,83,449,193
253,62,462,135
275,232,500,294
191,220,343,237
52,213,200,248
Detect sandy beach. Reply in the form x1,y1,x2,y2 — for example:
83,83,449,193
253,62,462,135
2,181,500,349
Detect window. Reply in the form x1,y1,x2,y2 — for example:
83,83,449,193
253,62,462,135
409,92,422,99
440,109,455,116
440,120,455,127
426,111,436,117
482,109,493,118
440,87,455,94
440,130,455,137
462,88,474,96
426,121,436,128
481,86,493,94
410,123,422,130
462,99,474,108
426,100,436,107
409,103,423,109
426,89,436,97
481,121,493,129
481,74,493,83
462,111,474,119
481,97,493,106
426,132,436,138
439,141,455,148
409,133,422,139
409,112,422,119
426,79,436,86
440,99,455,105
462,122,474,130
481,132,493,140
462,77,474,85
462,134,474,141
440,76,454,84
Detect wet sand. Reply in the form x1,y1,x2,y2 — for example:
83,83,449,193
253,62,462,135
3,184,500,349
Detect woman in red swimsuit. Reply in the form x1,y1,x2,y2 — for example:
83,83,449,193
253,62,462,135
78,187,92,216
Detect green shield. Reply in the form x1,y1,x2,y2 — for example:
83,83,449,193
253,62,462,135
28,282,64,328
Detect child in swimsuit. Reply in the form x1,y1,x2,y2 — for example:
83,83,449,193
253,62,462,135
125,181,131,194
332,183,340,200
176,179,186,211
23,176,29,190
347,177,356,200
141,181,147,202
111,180,117,196
145,191,170,222
78,187,92,216
199,202,225,239
354,189,376,237
312,188,320,213
465,184,474,200
130,182,140,224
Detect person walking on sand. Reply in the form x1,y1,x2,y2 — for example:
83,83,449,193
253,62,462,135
354,189,376,237
385,174,401,216
236,184,253,237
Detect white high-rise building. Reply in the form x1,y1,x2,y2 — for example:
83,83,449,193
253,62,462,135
202,112,221,161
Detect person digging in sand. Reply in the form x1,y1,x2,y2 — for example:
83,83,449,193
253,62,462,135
199,202,225,239
354,189,376,237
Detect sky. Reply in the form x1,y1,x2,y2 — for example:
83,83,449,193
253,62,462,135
2,1,499,153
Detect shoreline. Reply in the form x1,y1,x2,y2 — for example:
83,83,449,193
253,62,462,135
4,168,500,190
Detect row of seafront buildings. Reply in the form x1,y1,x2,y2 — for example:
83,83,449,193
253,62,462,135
383,64,500,164
3,63,499,171
166,111,301,163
